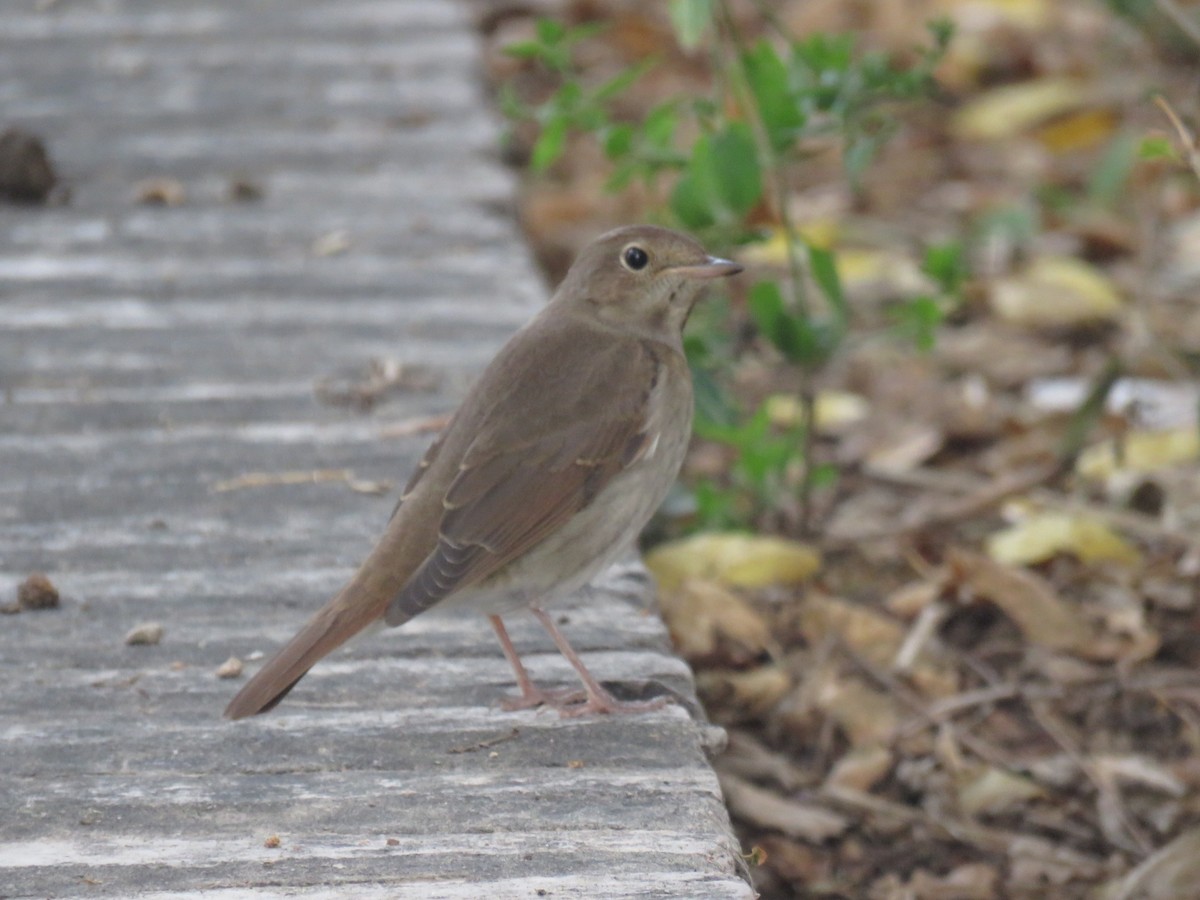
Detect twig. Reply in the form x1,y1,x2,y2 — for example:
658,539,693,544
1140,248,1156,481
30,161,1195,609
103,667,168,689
447,727,521,754
1027,701,1153,857
1155,0,1200,53
821,784,1106,875
1154,93,1200,181
838,639,1017,770
828,462,1060,547
210,468,392,495
891,600,949,673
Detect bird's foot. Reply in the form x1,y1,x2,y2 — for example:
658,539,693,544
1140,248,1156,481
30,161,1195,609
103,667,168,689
555,686,668,718
499,684,586,712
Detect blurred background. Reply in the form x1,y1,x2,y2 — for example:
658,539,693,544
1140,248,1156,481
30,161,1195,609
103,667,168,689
481,1,1200,897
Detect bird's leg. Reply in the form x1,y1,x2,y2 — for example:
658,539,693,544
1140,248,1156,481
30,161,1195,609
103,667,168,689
530,607,666,717
489,615,584,711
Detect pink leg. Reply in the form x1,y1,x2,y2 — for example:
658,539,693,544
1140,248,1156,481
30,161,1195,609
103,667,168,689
530,607,666,717
489,615,583,711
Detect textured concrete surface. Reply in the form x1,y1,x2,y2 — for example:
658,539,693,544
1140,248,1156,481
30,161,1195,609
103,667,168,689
0,1,751,897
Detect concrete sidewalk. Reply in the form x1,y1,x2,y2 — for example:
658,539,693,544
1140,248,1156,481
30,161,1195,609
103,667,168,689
0,1,752,897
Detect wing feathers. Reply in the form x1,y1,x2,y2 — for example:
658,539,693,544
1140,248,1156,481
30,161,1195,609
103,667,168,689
385,337,663,625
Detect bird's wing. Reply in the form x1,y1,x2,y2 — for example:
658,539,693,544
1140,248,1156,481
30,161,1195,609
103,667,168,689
384,335,661,624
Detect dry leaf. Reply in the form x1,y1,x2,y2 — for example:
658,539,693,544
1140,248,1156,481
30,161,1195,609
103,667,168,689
1077,429,1200,480
815,674,900,746
800,594,905,668
1026,377,1200,431
644,533,820,593
825,744,894,792
985,512,1141,567
948,548,1094,653
738,221,840,264
952,78,1089,141
658,579,778,666
956,764,1044,816
1098,828,1200,900
765,391,869,432
901,862,1000,900
937,0,1052,31
836,248,927,296
719,772,850,841
696,665,792,720
990,256,1123,327
1036,108,1118,154
801,593,958,697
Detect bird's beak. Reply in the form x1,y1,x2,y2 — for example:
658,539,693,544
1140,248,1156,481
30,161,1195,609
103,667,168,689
670,256,743,280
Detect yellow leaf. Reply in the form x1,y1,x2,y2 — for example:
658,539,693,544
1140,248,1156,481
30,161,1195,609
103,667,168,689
936,0,1052,30
765,391,869,432
990,256,1122,327
952,78,1089,141
835,248,926,294
644,533,820,593
1077,428,1200,479
696,665,791,719
1036,108,1118,154
986,512,1141,567
740,220,840,266
658,579,778,666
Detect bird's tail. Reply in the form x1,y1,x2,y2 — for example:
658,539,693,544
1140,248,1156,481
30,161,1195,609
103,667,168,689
223,528,432,719
222,587,379,718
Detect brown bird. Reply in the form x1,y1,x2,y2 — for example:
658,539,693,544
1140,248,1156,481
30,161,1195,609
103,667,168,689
224,225,741,720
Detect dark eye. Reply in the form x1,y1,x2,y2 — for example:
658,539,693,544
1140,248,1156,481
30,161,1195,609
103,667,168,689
622,245,649,271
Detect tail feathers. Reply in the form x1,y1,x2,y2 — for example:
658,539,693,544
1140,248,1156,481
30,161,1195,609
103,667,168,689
224,586,387,720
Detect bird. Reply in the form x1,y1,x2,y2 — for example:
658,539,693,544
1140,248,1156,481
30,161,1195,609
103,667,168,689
224,224,742,720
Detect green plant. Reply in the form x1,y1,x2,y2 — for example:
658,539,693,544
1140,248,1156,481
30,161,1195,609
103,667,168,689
502,5,951,534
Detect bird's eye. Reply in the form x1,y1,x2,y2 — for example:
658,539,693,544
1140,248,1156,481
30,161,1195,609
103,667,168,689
622,245,649,271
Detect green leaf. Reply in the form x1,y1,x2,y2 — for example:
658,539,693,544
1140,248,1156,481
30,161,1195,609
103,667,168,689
1088,131,1138,208
809,462,839,490
535,18,565,44
644,103,679,146
807,245,846,326
594,57,656,103
603,124,634,160
747,281,808,363
742,41,805,151
1139,135,1179,161
710,123,762,215
530,116,569,171
503,40,545,60
670,170,717,229
890,295,943,353
669,0,713,50
921,241,966,296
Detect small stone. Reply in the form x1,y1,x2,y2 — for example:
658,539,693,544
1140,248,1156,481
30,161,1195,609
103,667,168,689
17,573,60,610
216,656,244,679
133,177,186,206
311,229,351,257
125,622,164,646
263,835,281,849
228,176,263,202
0,128,57,204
